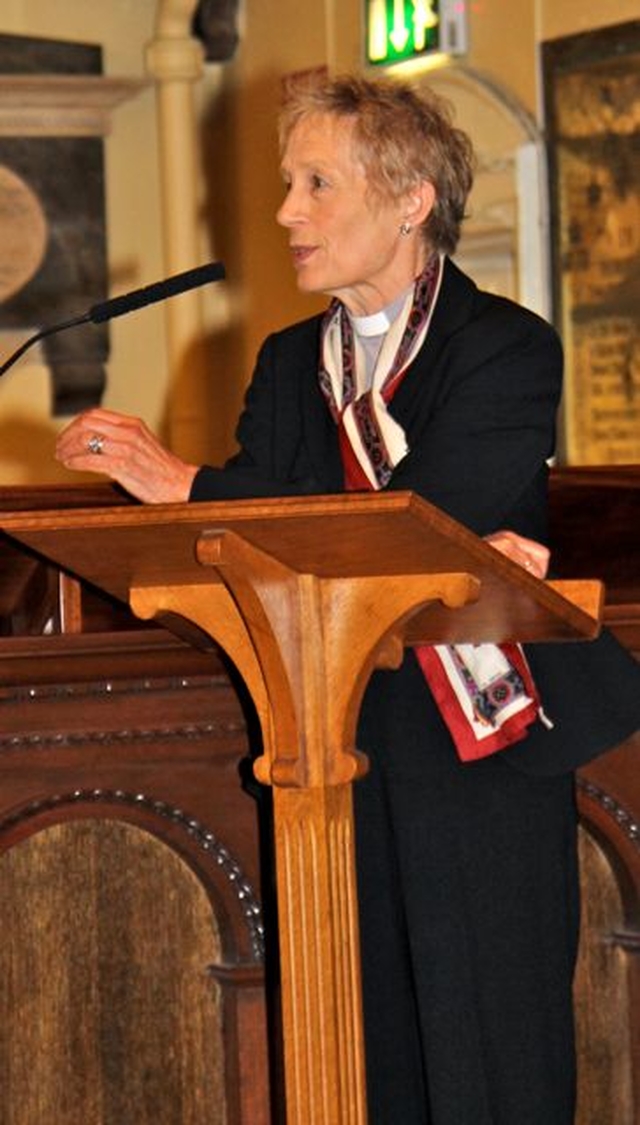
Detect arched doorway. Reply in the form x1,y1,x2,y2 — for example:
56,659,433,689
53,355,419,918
419,62,551,319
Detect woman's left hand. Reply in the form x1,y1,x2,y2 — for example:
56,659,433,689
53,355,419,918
55,407,199,504
484,529,550,579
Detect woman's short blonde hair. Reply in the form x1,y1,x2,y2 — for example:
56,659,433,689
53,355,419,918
279,72,475,255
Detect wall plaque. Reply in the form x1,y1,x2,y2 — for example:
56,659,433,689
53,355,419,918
543,21,640,465
0,34,108,415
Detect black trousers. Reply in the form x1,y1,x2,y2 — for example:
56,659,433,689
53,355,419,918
355,655,580,1125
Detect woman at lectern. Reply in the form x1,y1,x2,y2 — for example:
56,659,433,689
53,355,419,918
56,73,640,1124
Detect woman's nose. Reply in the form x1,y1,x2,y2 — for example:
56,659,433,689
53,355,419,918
276,186,302,227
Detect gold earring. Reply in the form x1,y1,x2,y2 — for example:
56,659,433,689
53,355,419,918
400,222,412,236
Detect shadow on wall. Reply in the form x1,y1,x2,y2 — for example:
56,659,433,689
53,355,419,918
0,67,323,483
171,67,325,468
0,411,99,486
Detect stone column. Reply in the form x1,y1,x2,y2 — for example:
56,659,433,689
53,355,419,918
145,1,210,459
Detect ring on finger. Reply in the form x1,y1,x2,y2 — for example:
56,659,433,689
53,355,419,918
86,432,104,454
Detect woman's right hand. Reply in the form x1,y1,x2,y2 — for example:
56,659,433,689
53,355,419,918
55,407,199,504
484,529,550,579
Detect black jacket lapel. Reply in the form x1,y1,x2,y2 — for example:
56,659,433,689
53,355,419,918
389,257,479,434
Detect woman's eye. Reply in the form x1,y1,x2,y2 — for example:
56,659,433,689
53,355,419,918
311,174,327,191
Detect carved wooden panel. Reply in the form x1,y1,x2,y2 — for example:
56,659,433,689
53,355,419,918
575,826,634,1124
0,625,271,1125
1,820,226,1125
577,735,640,1124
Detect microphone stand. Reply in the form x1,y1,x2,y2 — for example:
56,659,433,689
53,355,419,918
0,312,92,379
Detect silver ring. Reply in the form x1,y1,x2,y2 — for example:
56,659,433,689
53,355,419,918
87,433,105,456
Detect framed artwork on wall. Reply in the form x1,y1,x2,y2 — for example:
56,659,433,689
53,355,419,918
543,20,640,465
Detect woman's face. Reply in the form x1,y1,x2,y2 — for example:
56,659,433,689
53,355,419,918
277,112,428,316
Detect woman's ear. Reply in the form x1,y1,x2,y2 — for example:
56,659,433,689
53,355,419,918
404,180,436,227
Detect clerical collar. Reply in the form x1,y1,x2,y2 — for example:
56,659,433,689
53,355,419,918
349,286,413,338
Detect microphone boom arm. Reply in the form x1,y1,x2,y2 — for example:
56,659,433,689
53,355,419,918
0,259,225,380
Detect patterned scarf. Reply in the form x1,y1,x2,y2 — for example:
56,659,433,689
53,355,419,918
318,256,550,762
319,254,442,490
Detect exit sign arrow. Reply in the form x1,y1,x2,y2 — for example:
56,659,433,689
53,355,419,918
389,0,410,51
413,0,439,51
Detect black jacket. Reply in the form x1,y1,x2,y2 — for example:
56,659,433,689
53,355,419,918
191,258,640,775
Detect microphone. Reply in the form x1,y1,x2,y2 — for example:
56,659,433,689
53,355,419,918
0,260,226,379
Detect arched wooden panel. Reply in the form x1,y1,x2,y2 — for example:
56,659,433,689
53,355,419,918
577,742,640,1124
0,617,272,1125
575,825,634,1125
0,820,226,1125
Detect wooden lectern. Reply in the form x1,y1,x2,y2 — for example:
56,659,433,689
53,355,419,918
0,489,602,1125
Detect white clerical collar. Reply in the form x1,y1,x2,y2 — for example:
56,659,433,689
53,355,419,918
351,308,391,337
350,286,413,338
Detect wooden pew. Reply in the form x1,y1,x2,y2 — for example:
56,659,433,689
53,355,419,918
550,467,640,1125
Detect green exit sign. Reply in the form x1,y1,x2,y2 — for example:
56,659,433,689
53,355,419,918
365,0,467,66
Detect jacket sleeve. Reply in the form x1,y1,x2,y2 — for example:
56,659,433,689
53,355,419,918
190,324,332,501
